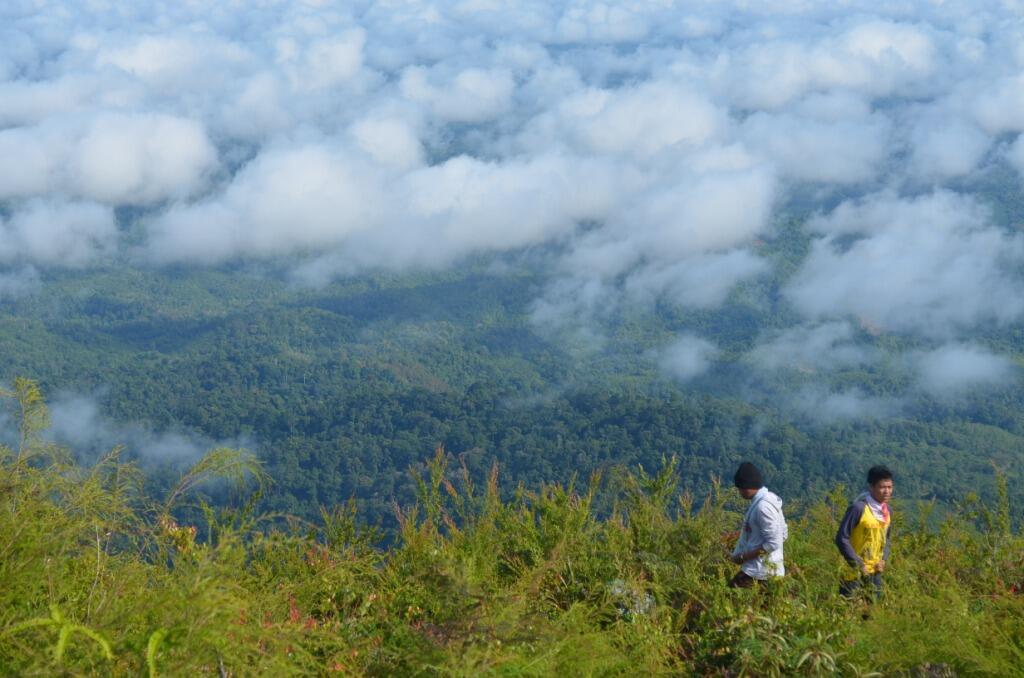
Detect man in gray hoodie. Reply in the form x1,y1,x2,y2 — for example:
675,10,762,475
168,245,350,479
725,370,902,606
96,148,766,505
729,462,788,588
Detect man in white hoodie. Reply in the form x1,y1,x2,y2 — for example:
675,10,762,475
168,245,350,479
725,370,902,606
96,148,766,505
729,462,787,588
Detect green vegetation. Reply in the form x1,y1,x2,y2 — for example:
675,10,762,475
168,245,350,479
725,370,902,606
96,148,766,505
1,262,1023,528
2,383,1023,676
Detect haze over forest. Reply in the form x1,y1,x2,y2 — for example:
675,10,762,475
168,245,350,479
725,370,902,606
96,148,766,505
3,0,1024,517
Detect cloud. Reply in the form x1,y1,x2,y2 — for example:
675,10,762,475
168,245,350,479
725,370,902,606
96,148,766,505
149,146,620,271
283,30,368,92
906,111,990,182
970,75,1024,136
789,386,900,423
620,158,776,257
712,19,940,110
912,344,1016,397
531,149,776,328
553,3,656,44
146,141,386,264
93,32,253,94
786,191,1024,337
73,113,218,204
739,105,889,184
543,80,726,159
400,65,515,123
748,321,872,372
0,112,217,204
623,250,768,310
0,74,103,128
1008,134,1024,178
46,393,249,466
349,115,425,170
0,266,40,298
0,199,116,267
658,334,718,381
3,0,1024,397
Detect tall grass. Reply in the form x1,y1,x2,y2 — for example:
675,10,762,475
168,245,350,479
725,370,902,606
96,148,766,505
1,382,1022,676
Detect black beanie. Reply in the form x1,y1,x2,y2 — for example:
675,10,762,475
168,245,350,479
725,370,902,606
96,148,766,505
734,462,764,490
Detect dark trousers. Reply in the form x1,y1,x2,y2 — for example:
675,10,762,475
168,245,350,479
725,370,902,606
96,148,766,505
728,570,763,589
839,573,883,599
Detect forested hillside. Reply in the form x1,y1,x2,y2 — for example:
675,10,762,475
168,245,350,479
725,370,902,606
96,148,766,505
1,241,1023,526
2,386,1022,676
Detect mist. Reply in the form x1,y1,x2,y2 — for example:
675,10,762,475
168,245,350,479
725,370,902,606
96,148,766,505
46,393,251,467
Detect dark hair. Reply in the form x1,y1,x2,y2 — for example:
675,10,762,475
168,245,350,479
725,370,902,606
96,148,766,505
734,462,764,490
867,465,893,486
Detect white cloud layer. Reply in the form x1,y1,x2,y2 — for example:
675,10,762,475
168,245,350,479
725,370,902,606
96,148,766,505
0,199,116,267
785,191,1024,337
3,1,1024,408
1008,135,1024,177
0,113,217,204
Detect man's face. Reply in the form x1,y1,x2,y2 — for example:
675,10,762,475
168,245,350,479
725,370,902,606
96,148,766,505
738,487,759,500
870,479,894,503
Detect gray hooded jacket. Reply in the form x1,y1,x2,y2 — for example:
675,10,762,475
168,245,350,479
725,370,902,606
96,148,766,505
732,486,787,579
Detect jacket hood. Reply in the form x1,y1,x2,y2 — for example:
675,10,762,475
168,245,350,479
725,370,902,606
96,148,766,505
756,487,783,511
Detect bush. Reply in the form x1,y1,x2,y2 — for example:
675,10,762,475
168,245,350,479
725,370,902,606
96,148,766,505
1,381,1022,675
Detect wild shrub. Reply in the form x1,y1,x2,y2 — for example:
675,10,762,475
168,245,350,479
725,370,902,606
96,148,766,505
1,380,1022,675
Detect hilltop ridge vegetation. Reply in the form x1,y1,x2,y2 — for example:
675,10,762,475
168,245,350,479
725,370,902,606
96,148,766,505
2,381,1022,676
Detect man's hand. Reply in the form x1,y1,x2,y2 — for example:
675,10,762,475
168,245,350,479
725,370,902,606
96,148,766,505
876,560,886,573
861,563,871,576
732,548,762,565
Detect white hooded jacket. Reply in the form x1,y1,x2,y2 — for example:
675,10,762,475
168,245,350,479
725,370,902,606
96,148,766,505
732,486,787,579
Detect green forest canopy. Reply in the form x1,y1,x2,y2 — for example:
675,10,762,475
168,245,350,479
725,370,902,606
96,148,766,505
0,252,1023,525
